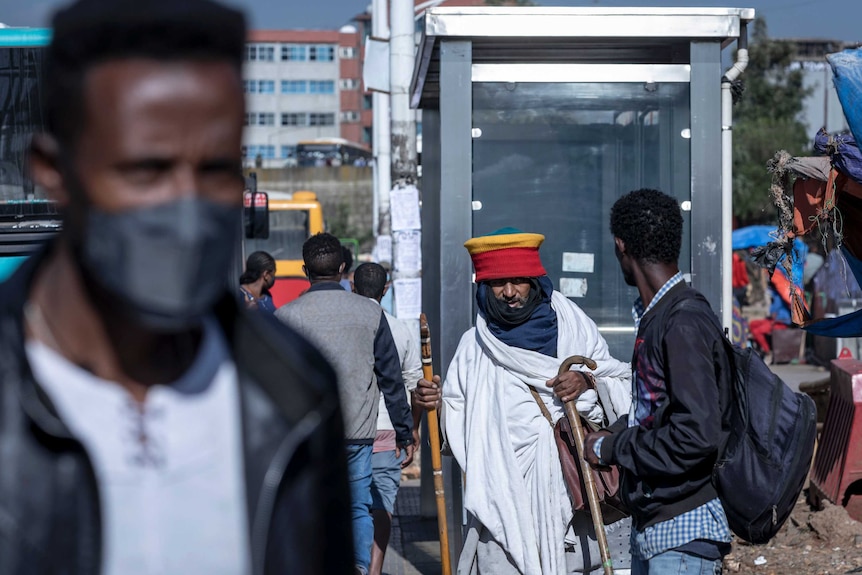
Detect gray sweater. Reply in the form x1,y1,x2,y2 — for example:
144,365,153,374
275,282,412,445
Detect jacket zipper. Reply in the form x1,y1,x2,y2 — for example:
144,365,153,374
251,411,323,575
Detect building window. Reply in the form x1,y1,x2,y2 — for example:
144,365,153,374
309,45,335,62
340,111,360,123
281,113,307,126
281,80,308,94
281,145,296,159
245,44,274,62
338,46,356,59
363,94,373,110
245,145,275,159
339,78,359,90
362,126,372,145
246,113,275,126
281,44,307,61
309,80,335,94
309,113,335,126
244,80,275,94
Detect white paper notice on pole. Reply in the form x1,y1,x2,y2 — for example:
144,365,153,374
363,37,390,93
390,185,421,231
375,235,393,264
393,230,421,272
393,278,422,319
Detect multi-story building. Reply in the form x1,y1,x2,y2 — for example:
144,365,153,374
242,0,486,168
242,28,363,167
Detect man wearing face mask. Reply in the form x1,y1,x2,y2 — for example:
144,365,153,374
414,228,633,574
0,1,353,574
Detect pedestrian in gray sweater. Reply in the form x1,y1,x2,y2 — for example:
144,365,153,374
275,233,413,575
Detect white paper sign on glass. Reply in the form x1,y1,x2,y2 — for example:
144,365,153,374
559,277,588,298
562,252,595,274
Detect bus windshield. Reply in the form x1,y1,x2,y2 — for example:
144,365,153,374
244,209,309,261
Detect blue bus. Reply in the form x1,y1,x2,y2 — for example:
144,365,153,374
0,27,59,281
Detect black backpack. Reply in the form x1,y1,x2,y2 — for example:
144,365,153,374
714,341,817,543
669,296,817,544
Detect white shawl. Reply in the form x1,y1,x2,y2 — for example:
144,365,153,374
443,292,631,575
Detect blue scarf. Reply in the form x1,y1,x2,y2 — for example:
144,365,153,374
476,276,558,357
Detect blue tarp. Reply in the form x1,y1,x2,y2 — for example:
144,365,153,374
828,47,862,158
731,225,808,287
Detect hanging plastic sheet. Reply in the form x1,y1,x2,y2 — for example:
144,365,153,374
813,129,862,186
731,225,808,286
829,47,862,162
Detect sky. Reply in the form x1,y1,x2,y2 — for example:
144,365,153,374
2,0,860,43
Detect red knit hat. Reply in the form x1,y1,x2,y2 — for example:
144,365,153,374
464,227,547,282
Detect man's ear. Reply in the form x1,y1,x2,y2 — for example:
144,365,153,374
381,283,389,298
614,237,626,255
29,134,70,207
338,262,345,276
302,265,309,279
349,280,356,293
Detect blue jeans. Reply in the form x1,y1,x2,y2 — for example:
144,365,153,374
346,444,374,571
632,550,722,575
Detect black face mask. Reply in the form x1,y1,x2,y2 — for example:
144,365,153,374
78,197,240,332
482,278,543,327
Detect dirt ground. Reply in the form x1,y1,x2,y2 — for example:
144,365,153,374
724,491,862,575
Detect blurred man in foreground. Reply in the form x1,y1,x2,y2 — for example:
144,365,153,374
2,0,352,573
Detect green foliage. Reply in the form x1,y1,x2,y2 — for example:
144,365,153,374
733,18,812,224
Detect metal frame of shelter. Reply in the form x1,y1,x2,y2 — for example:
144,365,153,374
410,6,754,566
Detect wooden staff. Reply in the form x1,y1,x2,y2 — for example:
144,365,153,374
419,313,452,575
559,355,614,575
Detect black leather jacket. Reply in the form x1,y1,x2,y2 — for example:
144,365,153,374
0,254,354,575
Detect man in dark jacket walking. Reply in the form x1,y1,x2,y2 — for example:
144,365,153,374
4,0,353,573
585,188,733,574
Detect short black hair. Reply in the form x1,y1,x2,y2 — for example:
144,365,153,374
341,245,354,274
353,263,387,300
240,251,275,285
44,0,247,149
610,188,683,264
302,233,343,278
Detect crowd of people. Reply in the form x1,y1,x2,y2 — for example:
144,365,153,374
0,0,754,574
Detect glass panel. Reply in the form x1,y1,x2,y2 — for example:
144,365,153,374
472,81,691,358
245,209,310,261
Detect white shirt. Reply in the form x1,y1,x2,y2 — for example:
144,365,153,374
375,305,423,431
26,321,250,575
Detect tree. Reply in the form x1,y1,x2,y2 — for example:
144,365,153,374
733,18,811,224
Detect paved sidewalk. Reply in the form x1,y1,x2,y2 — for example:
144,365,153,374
382,479,443,575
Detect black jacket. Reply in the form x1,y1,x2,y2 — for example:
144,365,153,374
601,284,732,530
0,254,354,575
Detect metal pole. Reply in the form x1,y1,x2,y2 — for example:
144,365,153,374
390,0,418,189
372,0,391,238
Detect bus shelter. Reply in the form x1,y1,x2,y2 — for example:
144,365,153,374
411,6,753,563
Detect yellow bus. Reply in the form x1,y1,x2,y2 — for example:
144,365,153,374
243,190,324,305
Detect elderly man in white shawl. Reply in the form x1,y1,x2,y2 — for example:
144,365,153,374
415,227,633,575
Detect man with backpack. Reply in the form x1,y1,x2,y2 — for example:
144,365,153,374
584,188,734,573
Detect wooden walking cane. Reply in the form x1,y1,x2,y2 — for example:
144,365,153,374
559,355,614,575
420,313,452,575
